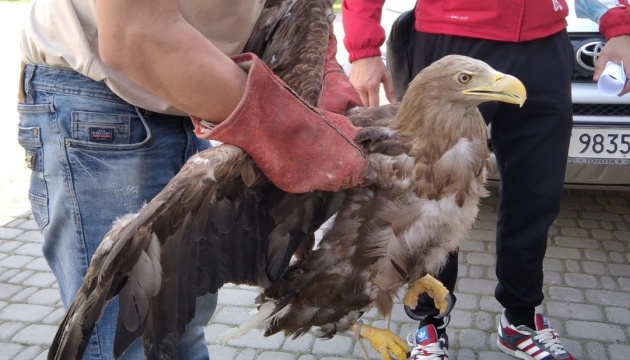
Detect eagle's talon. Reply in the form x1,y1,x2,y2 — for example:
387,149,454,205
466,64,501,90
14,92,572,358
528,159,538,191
350,323,409,360
403,292,454,321
433,292,454,319
403,275,454,319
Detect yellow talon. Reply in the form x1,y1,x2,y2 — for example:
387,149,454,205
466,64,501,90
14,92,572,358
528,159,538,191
350,322,409,360
404,274,450,316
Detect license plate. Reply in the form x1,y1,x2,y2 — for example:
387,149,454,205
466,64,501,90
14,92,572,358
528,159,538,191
568,127,630,162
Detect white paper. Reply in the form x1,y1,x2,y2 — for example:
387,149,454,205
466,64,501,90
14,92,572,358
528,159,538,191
597,61,626,96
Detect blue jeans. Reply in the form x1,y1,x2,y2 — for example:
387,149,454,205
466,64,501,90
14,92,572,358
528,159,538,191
17,64,217,359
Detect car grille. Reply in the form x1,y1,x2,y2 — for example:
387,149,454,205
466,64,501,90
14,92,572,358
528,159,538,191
570,34,604,81
572,73,595,82
573,103,630,116
570,33,630,118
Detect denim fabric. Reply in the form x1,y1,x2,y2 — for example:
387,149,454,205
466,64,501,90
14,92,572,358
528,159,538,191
17,64,217,360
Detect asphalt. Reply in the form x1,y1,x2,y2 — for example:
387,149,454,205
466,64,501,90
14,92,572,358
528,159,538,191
0,3,629,360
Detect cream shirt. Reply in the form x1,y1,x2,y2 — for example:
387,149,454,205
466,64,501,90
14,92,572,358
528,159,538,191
20,0,265,115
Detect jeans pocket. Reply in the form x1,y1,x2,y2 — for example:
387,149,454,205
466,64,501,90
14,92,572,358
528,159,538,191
17,122,49,230
71,111,132,145
66,110,152,151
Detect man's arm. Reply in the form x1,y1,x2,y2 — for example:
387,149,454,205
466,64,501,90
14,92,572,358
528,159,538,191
575,0,630,95
342,0,397,106
96,0,246,123
98,0,369,193
575,0,628,25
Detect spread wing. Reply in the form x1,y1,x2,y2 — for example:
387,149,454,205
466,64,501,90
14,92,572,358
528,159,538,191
47,1,349,359
244,0,334,106
49,142,346,359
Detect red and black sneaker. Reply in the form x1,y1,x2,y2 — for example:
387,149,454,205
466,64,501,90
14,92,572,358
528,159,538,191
407,324,448,360
497,310,575,360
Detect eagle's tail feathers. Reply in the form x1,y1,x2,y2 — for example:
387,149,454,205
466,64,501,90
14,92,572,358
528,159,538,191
218,301,282,343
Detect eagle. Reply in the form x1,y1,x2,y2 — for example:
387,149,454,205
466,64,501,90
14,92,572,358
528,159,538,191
219,55,527,360
46,1,527,359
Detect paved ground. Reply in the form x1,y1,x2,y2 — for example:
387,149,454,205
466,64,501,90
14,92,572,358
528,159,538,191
1,3,629,360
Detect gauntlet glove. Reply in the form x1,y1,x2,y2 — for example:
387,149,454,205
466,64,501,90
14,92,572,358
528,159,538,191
191,52,365,193
318,32,363,112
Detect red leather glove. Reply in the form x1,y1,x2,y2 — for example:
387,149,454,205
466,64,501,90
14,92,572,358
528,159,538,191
190,53,366,193
318,32,363,112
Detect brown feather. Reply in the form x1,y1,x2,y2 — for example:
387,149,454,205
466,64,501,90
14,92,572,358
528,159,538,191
244,0,334,107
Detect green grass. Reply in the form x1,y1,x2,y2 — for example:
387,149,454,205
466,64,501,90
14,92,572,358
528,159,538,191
334,0,341,12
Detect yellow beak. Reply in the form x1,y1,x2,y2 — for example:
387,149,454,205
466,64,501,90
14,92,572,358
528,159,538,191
463,73,527,107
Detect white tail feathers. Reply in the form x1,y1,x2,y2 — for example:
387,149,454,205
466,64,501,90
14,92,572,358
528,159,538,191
218,301,288,344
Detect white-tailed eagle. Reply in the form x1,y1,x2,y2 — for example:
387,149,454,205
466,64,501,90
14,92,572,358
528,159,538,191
47,1,526,359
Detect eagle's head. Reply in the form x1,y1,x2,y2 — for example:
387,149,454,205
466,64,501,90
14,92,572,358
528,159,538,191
394,55,527,143
409,54,527,108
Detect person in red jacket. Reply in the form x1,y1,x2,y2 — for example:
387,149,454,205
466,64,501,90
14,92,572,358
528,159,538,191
342,0,630,359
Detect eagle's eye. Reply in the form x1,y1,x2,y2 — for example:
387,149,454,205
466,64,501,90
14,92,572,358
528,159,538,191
457,73,472,84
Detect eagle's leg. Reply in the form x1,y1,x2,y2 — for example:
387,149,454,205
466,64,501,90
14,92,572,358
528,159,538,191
403,274,454,318
349,321,409,360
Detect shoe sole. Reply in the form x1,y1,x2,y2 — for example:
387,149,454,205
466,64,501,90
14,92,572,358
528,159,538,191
496,337,536,360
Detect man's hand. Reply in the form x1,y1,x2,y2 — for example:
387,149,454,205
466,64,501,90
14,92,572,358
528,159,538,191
593,35,630,96
350,56,397,107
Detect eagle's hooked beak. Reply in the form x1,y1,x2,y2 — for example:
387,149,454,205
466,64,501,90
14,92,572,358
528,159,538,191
463,72,527,107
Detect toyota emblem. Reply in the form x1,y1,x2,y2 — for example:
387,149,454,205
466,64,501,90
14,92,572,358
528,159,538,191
576,41,605,72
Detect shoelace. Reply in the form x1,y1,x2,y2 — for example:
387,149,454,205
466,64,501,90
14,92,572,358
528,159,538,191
406,334,447,360
533,327,568,356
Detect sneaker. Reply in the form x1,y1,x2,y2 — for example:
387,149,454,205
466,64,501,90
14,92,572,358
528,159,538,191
497,311,575,360
407,324,448,360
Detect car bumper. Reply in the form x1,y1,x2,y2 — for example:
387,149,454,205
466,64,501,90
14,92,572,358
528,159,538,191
487,153,630,191
487,82,630,191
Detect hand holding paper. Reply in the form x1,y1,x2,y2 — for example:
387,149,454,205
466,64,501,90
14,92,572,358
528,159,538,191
597,61,626,96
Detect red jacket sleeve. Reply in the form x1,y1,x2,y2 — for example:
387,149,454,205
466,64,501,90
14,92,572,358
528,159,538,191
600,0,630,40
341,0,386,63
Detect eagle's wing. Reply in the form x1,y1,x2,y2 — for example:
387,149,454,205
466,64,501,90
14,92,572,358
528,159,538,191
48,1,348,359
244,0,333,106
347,104,399,128
48,144,345,359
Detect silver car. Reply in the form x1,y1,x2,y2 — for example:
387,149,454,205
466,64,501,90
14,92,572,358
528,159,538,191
380,0,630,190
